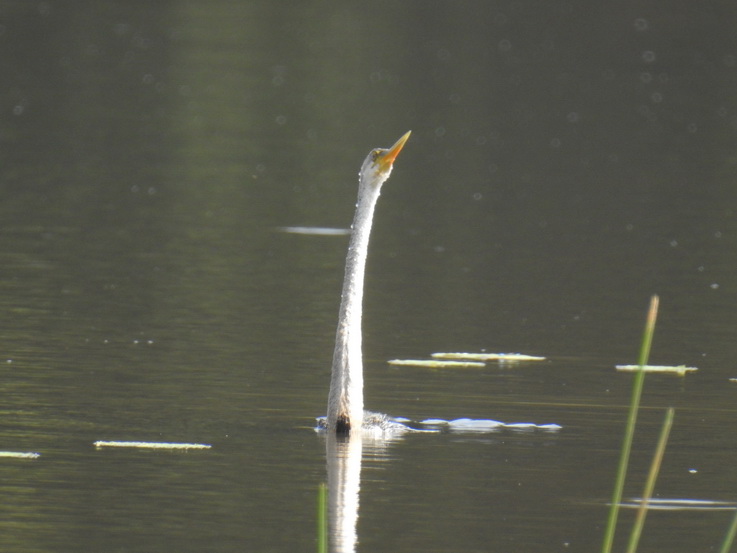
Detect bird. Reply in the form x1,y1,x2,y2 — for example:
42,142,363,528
324,131,412,434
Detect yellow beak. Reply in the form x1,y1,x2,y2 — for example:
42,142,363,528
377,131,411,172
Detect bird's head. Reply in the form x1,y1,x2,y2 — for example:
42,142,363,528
359,131,411,189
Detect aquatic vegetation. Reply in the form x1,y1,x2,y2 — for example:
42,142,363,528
602,295,659,553
93,441,212,450
387,351,546,368
387,359,486,368
0,451,40,459
615,364,697,376
600,297,733,553
276,226,351,236
432,352,546,362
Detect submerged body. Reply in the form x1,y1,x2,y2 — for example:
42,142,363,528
325,132,411,434
317,411,412,435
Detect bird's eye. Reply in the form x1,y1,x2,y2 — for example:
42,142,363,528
371,150,382,161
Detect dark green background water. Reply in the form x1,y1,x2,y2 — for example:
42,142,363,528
2,1,737,551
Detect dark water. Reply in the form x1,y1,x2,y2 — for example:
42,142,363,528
2,1,737,552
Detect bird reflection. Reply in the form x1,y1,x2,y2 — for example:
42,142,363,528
325,433,362,553
324,430,405,552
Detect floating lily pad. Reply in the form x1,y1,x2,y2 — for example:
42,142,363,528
0,451,40,459
277,226,350,236
615,364,697,376
94,441,211,450
432,352,546,362
387,359,486,368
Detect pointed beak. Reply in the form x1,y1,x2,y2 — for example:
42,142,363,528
377,131,411,172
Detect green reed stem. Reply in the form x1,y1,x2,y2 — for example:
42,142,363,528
318,482,327,553
601,295,659,553
625,406,674,553
718,507,737,553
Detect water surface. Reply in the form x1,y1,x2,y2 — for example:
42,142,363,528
2,2,737,552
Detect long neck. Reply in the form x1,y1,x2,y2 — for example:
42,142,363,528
327,180,383,432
